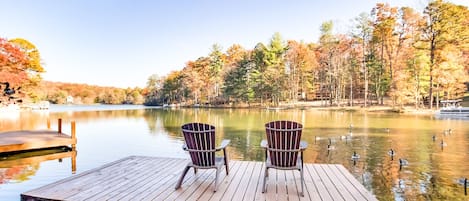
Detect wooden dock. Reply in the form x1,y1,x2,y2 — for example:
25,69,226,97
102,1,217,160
21,156,377,201
0,119,76,153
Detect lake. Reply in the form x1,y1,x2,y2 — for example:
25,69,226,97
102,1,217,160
1,105,468,200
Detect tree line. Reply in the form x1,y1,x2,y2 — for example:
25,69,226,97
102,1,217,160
145,0,469,109
1,37,145,105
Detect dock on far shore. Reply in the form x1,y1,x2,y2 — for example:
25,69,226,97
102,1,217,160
0,119,76,153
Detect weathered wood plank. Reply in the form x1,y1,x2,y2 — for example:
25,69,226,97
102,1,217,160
276,170,289,201
219,160,250,201
305,164,333,201
165,164,215,201
285,169,302,201
264,169,277,201
22,156,138,199
154,160,222,201
231,161,255,201
21,156,377,201
312,164,345,201
319,164,356,201
87,157,173,201
241,161,263,201
199,160,243,201
64,156,156,200
128,159,186,200
115,158,184,200
302,166,322,201
326,164,368,201
335,165,378,201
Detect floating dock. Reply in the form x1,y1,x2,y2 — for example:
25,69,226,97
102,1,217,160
0,119,76,153
22,156,377,201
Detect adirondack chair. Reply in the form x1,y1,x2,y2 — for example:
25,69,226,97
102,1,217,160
261,120,308,196
175,123,230,192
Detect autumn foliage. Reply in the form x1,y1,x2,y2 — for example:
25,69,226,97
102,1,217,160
145,0,469,108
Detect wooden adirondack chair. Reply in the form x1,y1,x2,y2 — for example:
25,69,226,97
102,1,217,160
261,120,308,196
175,123,230,192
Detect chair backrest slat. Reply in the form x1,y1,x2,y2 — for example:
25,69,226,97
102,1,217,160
182,123,216,167
265,120,302,167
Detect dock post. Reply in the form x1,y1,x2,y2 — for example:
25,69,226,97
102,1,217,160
71,121,76,148
71,149,77,174
71,121,77,174
58,119,62,134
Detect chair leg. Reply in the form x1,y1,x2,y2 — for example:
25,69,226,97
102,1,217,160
300,167,305,197
223,149,229,175
262,167,268,193
214,168,220,192
175,165,191,189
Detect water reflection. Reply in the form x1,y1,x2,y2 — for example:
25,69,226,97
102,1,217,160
0,106,468,200
0,148,76,184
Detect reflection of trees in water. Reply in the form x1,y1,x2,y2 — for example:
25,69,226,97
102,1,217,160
0,164,39,184
51,110,146,123
1,109,149,132
142,108,339,161
0,111,49,131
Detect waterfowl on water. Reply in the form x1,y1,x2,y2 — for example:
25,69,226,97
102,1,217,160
351,151,360,160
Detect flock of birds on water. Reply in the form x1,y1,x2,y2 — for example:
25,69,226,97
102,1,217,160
315,124,468,195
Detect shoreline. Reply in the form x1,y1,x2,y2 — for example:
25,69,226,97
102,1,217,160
179,103,437,115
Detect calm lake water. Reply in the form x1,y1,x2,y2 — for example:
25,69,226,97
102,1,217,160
0,105,468,200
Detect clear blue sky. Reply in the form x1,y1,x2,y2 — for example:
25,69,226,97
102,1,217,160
1,0,467,88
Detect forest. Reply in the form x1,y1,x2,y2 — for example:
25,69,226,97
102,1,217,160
1,0,468,108
145,1,469,108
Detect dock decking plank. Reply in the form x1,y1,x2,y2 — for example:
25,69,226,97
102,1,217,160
326,164,368,201
319,164,356,201
241,161,263,201
168,161,220,201
116,158,185,200
22,156,136,199
200,160,244,201
128,159,186,200
21,156,377,201
335,165,378,201
65,156,156,200
234,161,256,200
276,170,289,201
285,169,302,201
87,157,173,201
219,160,250,201
312,164,345,201
304,163,333,201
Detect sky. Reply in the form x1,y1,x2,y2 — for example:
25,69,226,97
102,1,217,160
1,0,468,88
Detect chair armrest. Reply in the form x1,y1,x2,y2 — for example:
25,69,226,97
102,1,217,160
299,140,308,150
260,140,268,148
216,139,230,151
